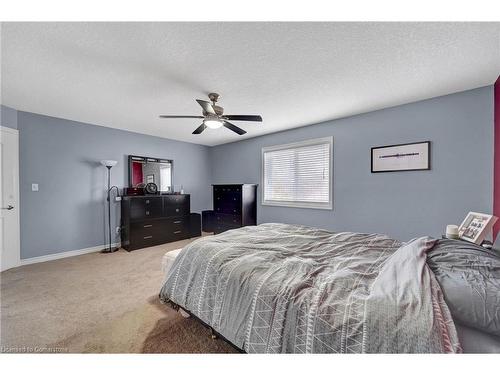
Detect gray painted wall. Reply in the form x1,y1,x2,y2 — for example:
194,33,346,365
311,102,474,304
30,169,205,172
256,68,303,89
17,111,212,259
0,104,18,129
210,87,494,241
7,86,495,258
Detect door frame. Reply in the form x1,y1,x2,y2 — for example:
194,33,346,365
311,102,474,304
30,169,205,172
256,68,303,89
1,125,21,271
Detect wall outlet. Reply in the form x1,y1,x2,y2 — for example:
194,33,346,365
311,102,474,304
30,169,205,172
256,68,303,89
115,196,122,202
31,183,39,192
115,226,121,235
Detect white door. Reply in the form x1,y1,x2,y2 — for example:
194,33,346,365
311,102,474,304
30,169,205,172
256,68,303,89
0,126,20,271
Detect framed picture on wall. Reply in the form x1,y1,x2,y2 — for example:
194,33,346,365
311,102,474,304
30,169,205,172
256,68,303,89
458,211,498,245
146,174,155,184
371,141,430,173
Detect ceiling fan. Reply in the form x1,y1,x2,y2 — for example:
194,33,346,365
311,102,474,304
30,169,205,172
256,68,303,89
159,93,262,135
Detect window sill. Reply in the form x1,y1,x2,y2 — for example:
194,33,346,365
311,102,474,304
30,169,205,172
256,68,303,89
262,200,333,210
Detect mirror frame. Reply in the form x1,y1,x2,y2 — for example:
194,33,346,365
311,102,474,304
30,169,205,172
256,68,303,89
128,155,173,192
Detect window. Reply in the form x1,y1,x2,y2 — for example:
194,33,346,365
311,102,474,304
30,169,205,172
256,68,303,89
262,136,333,209
159,164,172,192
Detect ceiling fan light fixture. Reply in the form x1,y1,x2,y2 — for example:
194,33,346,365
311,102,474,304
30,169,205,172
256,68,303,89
159,93,262,135
204,118,223,129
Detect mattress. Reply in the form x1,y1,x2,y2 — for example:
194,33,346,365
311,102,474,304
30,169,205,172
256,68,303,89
161,248,183,280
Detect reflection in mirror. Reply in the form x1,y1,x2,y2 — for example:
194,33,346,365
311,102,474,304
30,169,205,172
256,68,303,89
129,156,173,193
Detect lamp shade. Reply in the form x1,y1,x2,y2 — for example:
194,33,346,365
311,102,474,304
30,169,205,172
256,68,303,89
100,160,118,167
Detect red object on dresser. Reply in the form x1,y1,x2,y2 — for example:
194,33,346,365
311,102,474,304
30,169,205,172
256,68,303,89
494,76,500,239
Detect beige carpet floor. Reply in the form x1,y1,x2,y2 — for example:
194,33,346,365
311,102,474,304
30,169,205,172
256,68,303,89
0,237,238,353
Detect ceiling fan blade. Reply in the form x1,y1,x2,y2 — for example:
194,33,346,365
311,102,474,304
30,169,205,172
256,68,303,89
159,115,205,119
223,121,246,135
192,123,207,135
222,115,262,122
159,115,204,119
196,99,216,115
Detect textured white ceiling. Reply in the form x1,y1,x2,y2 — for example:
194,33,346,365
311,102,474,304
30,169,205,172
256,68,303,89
1,22,499,146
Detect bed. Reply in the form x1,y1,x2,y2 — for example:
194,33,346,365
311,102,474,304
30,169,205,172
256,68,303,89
159,223,500,353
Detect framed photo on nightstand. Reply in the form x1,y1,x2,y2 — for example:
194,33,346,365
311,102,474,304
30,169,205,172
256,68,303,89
458,211,498,245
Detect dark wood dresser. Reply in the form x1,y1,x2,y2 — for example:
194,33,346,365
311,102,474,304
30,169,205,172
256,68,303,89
121,194,193,251
213,184,257,234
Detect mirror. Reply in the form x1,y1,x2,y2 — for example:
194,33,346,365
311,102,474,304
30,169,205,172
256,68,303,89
128,155,173,193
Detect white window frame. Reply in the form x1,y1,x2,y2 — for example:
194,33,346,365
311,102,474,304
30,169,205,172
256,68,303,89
261,136,333,210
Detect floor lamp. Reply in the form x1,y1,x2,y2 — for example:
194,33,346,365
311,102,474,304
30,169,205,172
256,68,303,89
101,159,119,253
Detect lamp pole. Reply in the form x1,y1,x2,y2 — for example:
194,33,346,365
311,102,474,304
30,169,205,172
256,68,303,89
106,165,112,253
101,160,118,253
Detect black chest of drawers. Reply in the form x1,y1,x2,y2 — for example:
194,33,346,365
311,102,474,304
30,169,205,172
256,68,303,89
213,184,257,234
121,194,192,251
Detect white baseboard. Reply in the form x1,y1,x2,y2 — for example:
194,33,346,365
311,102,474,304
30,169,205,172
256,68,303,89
19,242,121,266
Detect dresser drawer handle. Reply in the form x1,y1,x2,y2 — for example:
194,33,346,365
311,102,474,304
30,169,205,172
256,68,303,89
174,230,181,234
174,220,182,224
143,235,153,239
143,224,153,228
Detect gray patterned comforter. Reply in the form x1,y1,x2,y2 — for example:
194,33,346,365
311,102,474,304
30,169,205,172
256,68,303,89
159,223,461,353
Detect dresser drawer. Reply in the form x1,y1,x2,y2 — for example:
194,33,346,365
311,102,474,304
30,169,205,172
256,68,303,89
214,192,241,214
167,228,190,242
214,191,241,204
130,197,163,221
214,185,242,194
214,213,242,227
214,204,241,215
129,229,166,249
165,216,188,227
164,195,190,217
164,216,190,240
130,220,165,238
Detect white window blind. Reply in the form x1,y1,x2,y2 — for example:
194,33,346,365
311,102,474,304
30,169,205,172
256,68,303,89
262,137,332,209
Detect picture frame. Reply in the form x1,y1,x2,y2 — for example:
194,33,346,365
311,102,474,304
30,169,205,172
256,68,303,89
458,211,498,245
371,141,430,173
146,174,155,184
